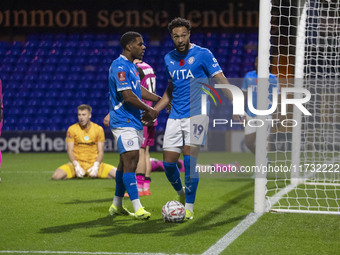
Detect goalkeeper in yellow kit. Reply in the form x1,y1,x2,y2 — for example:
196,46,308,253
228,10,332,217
52,104,116,180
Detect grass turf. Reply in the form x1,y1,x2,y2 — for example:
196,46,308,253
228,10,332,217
0,152,339,254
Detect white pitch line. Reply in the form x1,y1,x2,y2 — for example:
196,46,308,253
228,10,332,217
202,212,263,255
1,171,53,174
0,251,188,255
203,181,299,255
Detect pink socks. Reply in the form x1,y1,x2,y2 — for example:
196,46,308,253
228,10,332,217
136,174,145,192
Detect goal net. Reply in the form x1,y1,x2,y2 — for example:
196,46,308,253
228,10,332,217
256,0,340,214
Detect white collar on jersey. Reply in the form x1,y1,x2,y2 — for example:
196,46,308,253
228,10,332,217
120,54,129,61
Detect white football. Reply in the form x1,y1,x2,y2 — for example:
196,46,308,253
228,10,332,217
161,200,185,223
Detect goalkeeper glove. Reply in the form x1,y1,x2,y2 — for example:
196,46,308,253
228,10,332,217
73,160,85,178
88,161,100,178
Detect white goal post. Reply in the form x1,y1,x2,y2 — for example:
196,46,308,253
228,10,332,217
255,0,340,214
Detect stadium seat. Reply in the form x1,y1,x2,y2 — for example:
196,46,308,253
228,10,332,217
36,107,51,116
0,48,7,56
62,49,76,56
3,56,18,64
48,49,62,56
35,48,49,56
65,81,78,90
76,49,88,56
23,107,37,115
52,73,65,81
95,73,107,82
67,73,79,81
79,41,91,48
65,40,78,48
88,57,100,65
5,116,18,125
0,41,8,49
23,63,40,75
45,90,59,98
81,73,95,81
50,81,62,90
23,73,38,81
51,108,64,115
41,64,55,73
7,48,22,56
38,73,52,81
17,56,33,64
59,90,73,99
33,82,47,90
59,56,72,64
52,41,64,49
24,40,39,49
45,56,58,64
7,107,20,115
21,48,36,56
38,40,53,48
55,64,70,73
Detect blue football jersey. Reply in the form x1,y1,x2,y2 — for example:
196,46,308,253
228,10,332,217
109,55,142,130
164,44,222,119
241,70,279,117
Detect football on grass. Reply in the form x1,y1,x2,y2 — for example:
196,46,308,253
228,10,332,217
161,200,185,223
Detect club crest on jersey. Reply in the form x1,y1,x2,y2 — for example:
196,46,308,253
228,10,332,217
118,71,126,82
179,59,185,66
188,57,195,64
127,139,134,146
84,135,89,141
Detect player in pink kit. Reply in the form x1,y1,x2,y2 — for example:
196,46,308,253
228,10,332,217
0,79,3,182
134,60,157,196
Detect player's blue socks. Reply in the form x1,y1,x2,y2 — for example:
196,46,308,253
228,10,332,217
114,170,125,197
163,161,183,192
123,172,139,201
184,155,199,204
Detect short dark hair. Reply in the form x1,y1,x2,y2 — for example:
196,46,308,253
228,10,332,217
168,17,192,34
77,104,92,113
120,31,142,49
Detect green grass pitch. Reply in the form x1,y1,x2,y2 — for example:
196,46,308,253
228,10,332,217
0,152,339,255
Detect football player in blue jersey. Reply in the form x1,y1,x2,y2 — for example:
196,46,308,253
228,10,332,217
143,18,236,220
241,57,279,155
108,31,160,220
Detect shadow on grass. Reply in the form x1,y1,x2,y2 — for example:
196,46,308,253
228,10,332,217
40,215,179,237
41,180,254,238
174,181,254,236
62,198,112,204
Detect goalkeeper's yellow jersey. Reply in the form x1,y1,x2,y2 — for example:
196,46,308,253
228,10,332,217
66,122,105,164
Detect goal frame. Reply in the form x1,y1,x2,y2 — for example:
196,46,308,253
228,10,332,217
254,0,340,215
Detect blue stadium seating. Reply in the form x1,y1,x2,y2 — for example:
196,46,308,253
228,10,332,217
0,33,258,131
